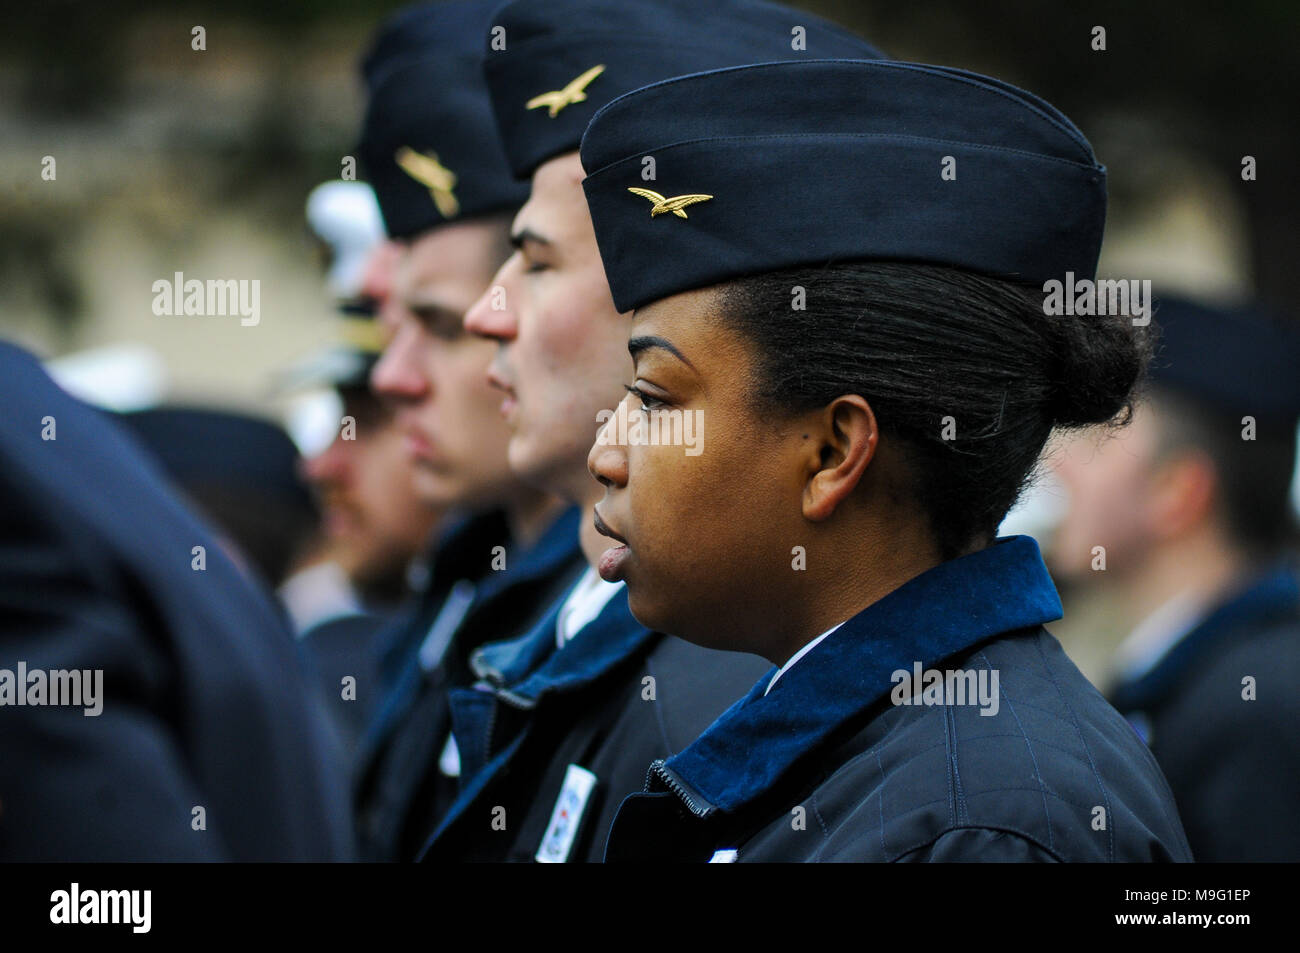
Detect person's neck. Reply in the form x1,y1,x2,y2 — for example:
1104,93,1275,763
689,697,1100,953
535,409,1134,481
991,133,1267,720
1119,528,1253,632
762,516,945,668
505,488,567,551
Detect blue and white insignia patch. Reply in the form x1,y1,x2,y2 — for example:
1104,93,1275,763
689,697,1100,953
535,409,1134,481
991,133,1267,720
535,764,598,863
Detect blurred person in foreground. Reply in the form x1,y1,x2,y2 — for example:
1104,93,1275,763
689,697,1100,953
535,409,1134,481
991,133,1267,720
349,0,581,860
0,342,354,860
1051,295,1300,861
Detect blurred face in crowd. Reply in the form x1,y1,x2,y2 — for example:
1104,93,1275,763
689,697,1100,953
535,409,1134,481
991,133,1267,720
1049,401,1169,580
464,153,632,504
300,386,438,586
370,218,520,509
355,238,404,312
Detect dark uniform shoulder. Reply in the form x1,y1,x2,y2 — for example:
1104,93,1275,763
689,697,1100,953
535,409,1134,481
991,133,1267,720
1144,613,1300,861
0,343,354,861
738,628,1191,862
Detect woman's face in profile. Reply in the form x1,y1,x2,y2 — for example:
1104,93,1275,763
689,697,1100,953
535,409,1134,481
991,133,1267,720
587,286,822,655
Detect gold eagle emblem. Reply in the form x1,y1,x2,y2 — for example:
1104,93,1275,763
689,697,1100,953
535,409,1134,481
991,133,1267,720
526,64,606,118
627,187,714,219
395,147,460,218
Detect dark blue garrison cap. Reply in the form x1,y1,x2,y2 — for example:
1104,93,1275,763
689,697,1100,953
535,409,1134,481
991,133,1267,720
580,59,1108,313
358,0,529,239
117,407,313,512
484,0,883,179
1151,296,1300,420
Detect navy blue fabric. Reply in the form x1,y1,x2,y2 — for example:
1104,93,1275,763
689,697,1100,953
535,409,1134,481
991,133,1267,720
475,588,658,700
484,0,882,179
580,59,1107,312
421,587,658,851
604,536,1191,862
353,506,584,860
115,405,311,512
0,342,354,860
364,506,580,751
435,587,659,805
1108,563,1300,862
660,535,1062,813
1111,564,1300,715
358,0,529,237
421,575,771,862
1149,296,1300,420
367,508,511,730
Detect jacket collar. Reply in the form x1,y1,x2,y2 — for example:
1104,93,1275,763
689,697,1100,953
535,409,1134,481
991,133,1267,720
471,505,582,605
1111,562,1300,713
376,508,510,684
471,580,657,706
656,535,1063,815
368,506,582,743
425,508,511,586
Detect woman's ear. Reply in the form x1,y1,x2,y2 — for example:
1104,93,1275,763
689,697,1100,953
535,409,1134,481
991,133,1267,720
802,395,879,522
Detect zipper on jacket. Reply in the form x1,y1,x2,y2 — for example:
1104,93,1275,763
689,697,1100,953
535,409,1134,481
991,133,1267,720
469,646,506,686
648,759,716,819
469,648,544,712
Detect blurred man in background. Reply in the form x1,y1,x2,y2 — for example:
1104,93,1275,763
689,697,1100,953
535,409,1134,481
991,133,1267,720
1050,295,1300,861
349,1,583,860
284,181,440,632
276,181,446,755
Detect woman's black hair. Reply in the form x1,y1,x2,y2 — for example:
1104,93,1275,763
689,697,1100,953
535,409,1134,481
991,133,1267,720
719,261,1153,561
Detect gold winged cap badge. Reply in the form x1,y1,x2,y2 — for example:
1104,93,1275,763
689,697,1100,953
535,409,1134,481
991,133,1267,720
627,187,714,219
526,64,606,118
394,147,460,219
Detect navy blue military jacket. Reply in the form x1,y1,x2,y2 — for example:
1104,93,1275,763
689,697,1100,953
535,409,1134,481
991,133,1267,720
0,342,354,861
354,507,585,861
420,586,770,862
371,508,513,702
1111,563,1300,862
604,537,1193,862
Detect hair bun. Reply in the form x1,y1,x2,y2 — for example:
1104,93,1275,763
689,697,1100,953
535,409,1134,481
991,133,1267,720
1047,309,1151,427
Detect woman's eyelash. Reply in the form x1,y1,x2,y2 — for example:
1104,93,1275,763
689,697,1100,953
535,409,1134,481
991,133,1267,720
623,384,663,411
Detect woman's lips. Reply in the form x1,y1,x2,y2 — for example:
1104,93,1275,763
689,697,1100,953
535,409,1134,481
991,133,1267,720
597,543,630,582
592,508,631,583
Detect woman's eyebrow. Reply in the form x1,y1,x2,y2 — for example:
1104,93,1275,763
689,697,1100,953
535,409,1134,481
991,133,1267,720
628,335,694,370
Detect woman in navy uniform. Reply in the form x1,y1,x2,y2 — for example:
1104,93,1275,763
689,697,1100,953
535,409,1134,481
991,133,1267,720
581,60,1194,862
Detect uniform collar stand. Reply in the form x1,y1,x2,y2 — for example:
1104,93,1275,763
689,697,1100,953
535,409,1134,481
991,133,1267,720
471,582,656,702
1110,562,1300,713
657,535,1063,815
